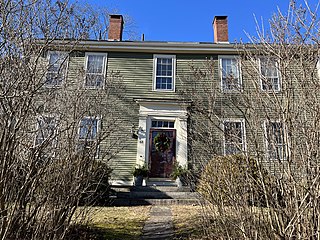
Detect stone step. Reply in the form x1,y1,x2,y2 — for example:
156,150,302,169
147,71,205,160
117,191,199,199
147,178,177,187
110,180,199,206
111,198,201,206
132,186,192,192
144,198,201,205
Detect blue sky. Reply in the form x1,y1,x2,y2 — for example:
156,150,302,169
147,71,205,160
87,0,319,42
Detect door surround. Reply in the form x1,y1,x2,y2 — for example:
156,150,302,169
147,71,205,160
135,99,188,171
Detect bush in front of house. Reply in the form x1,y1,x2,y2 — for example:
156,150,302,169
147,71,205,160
198,154,273,207
80,161,112,206
197,155,283,238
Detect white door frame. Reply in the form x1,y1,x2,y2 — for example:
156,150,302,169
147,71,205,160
135,99,188,170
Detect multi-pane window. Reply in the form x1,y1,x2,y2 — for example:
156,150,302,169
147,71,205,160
265,121,285,160
35,116,57,146
85,53,107,88
79,117,99,141
45,52,67,86
151,120,174,128
154,55,175,91
260,58,280,91
223,120,245,155
220,57,241,91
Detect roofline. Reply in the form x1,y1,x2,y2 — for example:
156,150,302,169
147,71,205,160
44,40,241,54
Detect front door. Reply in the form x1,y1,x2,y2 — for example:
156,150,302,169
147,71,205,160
149,129,176,178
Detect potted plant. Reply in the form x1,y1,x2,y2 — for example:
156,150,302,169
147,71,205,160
171,164,189,188
133,165,149,186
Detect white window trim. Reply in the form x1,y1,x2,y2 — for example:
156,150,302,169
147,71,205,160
263,120,286,160
152,54,176,92
223,119,246,155
258,57,281,92
219,55,242,92
45,51,69,88
84,52,108,89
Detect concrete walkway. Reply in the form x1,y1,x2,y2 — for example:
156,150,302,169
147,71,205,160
141,205,174,240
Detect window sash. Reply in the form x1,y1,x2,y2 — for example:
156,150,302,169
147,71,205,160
224,120,245,155
85,54,106,88
79,117,99,140
260,58,280,91
220,58,241,91
45,52,67,86
154,55,175,91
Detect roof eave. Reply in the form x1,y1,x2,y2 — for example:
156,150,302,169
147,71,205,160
46,40,241,54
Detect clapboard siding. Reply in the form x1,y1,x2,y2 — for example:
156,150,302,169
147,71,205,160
56,49,305,182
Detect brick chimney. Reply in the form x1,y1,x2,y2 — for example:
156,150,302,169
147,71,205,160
108,15,124,41
213,16,229,43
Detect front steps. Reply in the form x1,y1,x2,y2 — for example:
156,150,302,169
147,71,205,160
110,178,200,206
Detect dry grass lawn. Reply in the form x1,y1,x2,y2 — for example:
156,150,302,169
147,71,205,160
171,205,206,240
79,206,151,240
70,204,207,239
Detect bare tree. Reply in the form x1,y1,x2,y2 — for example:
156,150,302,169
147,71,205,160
0,1,133,239
181,0,320,238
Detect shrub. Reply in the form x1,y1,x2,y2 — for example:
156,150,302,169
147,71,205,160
197,155,280,238
198,155,272,207
80,161,112,206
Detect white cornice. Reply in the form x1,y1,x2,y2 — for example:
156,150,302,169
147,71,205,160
47,40,240,54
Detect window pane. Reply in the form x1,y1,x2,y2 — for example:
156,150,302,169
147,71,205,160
152,121,157,127
224,121,244,154
221,58,240,91
79,118,98,140
85,74,104,87
156,77,173,90
87,55,104,74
